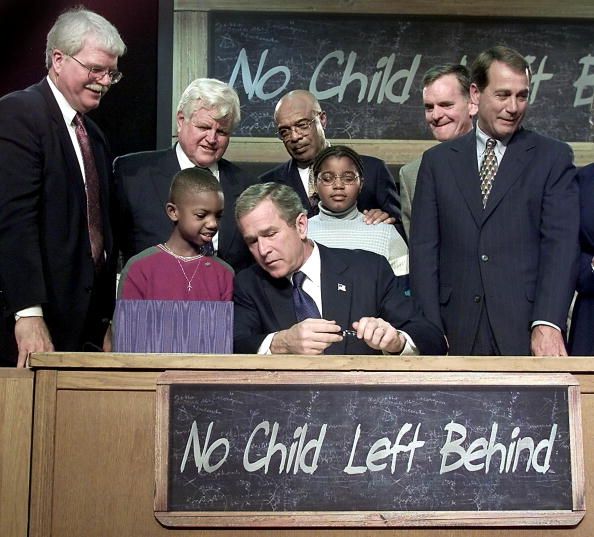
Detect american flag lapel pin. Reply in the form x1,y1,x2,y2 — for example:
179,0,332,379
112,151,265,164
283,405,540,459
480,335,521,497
337,283,346,292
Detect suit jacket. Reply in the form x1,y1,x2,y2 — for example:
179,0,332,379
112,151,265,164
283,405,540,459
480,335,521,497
398,157,421,240
410,128,579,355
114,148,258,272
259,155,405,239
233,244,446,355
569,163,594,355
0,79,116,356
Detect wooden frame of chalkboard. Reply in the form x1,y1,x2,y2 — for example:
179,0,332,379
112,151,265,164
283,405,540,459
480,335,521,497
154,371,585,528
172,1,594,166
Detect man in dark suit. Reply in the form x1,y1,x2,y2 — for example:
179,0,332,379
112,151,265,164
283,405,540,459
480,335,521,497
114,78,258,272
259,90,403,233
568,163,594,355
410,46,579,356
0,7,126,366
233,183,446,356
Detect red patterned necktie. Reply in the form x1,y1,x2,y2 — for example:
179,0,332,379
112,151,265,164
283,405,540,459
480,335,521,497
73,113,104,267
479,138,498,208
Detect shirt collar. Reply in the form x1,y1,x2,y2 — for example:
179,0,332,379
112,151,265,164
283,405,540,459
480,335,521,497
476,123,512,157
46,75,78,127
175,142,219,178
317,202,360,221
290,241,321,288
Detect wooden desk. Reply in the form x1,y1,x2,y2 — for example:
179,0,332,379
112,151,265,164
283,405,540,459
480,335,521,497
28,354,594,536
0,368,33,537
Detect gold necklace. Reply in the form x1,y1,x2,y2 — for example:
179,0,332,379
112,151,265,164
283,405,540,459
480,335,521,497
159,243,203,292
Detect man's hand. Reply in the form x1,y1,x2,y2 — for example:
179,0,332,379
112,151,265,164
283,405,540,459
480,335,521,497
270,319,343,354
102,324,113,352
531,325,567,357
362,208,395,225
14,316,54,368
352,317,405,354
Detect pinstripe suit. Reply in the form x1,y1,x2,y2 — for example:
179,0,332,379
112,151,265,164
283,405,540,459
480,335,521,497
410,128,579,355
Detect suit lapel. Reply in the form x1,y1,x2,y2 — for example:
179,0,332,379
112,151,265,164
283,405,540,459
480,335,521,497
482,129,534,221
261,272,296,330
217,159,242,252
38,80,87,213
449,131,484,228
152,148,181,209
319,245,352,353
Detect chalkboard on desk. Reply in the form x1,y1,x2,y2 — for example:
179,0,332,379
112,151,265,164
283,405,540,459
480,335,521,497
209,12,594,142
154,371,584,528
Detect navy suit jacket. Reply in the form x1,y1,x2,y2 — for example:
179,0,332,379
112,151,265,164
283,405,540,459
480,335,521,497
233,244,446,355
259,155,404,239
410,128,579,355
569,163,594,355
114,147,258,272
0,79,116,355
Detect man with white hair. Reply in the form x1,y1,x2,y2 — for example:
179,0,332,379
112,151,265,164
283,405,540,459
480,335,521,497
0,7,126,366
114,77,258,272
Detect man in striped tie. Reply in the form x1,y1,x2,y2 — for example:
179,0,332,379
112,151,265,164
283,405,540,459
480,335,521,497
0,7,126,366
410,46,579,357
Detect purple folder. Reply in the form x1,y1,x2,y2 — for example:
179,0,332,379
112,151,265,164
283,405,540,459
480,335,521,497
113,300,233,354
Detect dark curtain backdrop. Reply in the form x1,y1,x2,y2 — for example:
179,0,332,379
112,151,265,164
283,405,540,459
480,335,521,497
1,0,160,158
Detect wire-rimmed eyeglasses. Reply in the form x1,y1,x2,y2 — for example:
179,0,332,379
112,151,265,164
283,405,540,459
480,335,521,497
67,54,123,84
316,171,361,186
277,112,320,141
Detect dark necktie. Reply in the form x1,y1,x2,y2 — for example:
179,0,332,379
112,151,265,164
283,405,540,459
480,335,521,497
200,242,215,256
479,138,498,208
73,113,103,267
292,271,321,321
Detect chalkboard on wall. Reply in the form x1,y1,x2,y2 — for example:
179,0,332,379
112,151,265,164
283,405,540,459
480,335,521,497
154,371,584,528
209,12,594,142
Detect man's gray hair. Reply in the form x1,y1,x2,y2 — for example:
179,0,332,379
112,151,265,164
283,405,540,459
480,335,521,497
45,6,126,69
177,78,241,131
235,183,306,226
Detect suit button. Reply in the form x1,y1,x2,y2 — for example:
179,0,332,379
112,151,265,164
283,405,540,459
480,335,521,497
473,295,481,303
481,254,489,262
85,286,93,293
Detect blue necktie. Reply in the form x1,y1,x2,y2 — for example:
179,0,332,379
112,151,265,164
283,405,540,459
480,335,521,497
292,271,321,321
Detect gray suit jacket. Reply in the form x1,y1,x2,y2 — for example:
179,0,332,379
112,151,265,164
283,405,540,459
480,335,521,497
399,157,421,240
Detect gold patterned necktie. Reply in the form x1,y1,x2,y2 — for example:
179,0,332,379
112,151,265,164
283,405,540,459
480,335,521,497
479,138,498,208
307,166,319,214
73,113,104,267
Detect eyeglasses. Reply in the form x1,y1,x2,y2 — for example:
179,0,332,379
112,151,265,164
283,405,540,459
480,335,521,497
316,171,360,186
277,112,320,141
67,54,123,84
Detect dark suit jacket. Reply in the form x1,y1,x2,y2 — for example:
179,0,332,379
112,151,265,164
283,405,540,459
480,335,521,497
0,79,116,357
410,128,579,355
569,163,594,355
233,244,446,355
259,155,404,239
113,148,258,272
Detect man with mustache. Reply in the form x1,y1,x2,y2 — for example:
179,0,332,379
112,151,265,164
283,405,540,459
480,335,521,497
399,64,475,239
0,7,126,366
260,90,404,237
410,46,579,356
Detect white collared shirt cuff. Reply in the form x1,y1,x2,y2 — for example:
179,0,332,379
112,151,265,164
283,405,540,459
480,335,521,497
257,333,276,354
15,305,43,321
531,321,561,332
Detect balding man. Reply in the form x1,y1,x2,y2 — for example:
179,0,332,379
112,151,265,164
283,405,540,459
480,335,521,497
260,90,404,234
